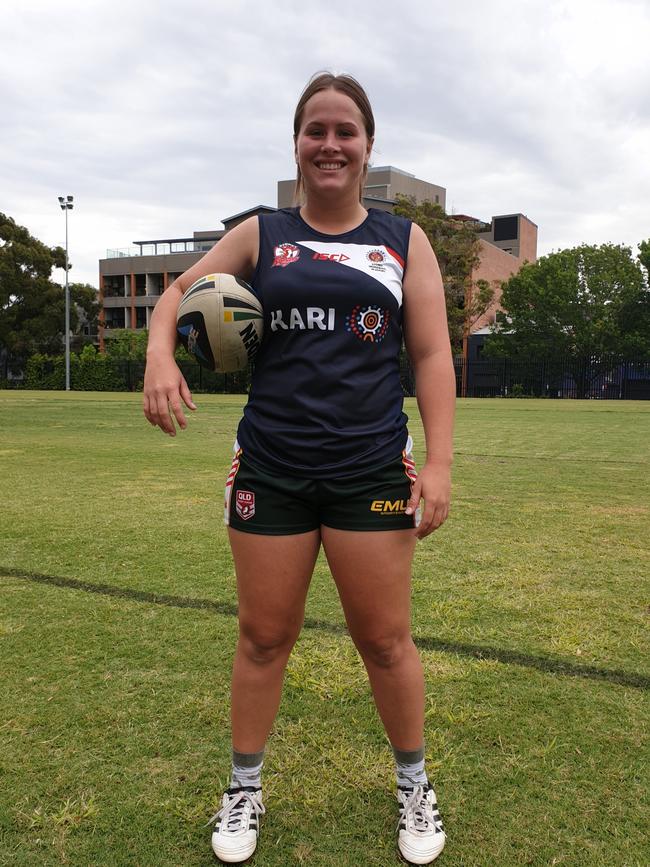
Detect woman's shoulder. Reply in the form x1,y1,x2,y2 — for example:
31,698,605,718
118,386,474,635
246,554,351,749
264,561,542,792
365,208,412,258
258,207,300,226
367,207,412,230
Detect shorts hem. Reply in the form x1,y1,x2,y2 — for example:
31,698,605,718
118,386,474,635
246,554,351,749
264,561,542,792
320,521,415,533
227,521,320,536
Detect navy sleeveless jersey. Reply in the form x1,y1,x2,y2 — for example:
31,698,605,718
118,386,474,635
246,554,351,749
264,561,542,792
236,207,413,478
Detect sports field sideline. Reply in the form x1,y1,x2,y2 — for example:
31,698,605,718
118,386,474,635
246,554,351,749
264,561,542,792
1,392,648,866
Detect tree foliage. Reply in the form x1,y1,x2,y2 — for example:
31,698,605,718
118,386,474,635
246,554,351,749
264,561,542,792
103,328,190,363
486,242,650,360
0,213,97,364
638,238,650,278
392,196,495,350
103,328,149,360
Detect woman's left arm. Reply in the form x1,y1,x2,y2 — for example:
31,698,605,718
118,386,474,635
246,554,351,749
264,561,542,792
402,222,456,539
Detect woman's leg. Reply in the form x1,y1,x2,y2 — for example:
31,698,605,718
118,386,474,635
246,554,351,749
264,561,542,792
320,526,423,749
228,527,321,752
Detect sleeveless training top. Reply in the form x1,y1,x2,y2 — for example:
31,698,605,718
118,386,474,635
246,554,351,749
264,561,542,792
236,207,412,478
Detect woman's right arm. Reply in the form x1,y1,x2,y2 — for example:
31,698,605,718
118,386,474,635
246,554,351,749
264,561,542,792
143,216,259,436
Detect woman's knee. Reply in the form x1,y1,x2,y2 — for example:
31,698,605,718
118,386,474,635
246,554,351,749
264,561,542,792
353,631,414,669
238,620,300,665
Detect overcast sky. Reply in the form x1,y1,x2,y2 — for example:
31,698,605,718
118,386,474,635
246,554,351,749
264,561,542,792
2,0,649,288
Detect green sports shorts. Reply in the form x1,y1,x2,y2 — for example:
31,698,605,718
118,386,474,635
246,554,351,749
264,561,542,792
224,440,419,535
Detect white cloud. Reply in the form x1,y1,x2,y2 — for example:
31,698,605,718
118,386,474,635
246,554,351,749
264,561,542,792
1,0,649,286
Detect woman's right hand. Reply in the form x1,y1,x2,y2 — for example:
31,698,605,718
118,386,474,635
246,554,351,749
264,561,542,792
143,352,196,436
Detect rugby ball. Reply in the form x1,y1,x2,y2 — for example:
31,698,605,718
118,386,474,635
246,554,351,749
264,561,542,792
176,273,263,372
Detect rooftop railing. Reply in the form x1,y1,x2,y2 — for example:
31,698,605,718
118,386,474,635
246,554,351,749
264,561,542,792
106,240,215,258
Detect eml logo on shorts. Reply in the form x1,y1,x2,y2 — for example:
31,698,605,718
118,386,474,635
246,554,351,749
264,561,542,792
370,499,408,513
236,490,256,521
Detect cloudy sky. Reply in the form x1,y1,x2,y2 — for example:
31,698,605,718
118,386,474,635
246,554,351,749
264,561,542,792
2,0,649,288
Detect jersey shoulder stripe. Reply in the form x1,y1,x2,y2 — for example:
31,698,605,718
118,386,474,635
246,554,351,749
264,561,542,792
296,240,405,307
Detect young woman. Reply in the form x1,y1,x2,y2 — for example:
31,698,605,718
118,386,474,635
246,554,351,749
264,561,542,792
143,72,455,865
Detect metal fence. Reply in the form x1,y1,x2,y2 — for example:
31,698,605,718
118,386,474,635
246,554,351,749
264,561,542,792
2,354,650,399
452,356,650,400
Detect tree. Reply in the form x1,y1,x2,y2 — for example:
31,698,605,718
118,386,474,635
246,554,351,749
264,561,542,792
103,328,149,360
638,239,650,278
70,282,100,350
392,196,495,351
102,326,195,364
485,242,650,395
0,213,97,366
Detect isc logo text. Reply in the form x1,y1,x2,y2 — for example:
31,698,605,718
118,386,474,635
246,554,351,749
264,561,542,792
312,252,350,262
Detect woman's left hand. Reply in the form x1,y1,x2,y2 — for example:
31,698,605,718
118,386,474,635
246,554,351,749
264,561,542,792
405,461,451,539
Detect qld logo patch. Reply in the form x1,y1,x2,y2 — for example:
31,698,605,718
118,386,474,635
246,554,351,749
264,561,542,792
272,243,300,267
235,490,256,521
345,305,390,343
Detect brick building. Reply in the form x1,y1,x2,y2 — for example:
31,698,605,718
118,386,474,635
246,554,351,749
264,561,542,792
98,166,536,348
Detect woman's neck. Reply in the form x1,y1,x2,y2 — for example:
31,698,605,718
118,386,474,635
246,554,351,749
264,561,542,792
299,196,368,235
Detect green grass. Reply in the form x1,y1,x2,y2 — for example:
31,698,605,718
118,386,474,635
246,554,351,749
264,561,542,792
0,392,649,866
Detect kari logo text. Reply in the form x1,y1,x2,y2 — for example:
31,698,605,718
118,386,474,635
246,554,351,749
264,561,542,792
271,307,335,332
236,490,256,521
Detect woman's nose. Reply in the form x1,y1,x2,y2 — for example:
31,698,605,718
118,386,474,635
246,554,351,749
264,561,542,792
320,132,340,151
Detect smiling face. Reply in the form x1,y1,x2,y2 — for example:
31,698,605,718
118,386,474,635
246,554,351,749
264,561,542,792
294,88,373,203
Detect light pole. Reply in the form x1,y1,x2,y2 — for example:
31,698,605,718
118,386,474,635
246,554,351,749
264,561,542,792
58,195,74,390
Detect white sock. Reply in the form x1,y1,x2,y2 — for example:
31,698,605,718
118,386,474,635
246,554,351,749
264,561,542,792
393,746,428,788
230,749,264,790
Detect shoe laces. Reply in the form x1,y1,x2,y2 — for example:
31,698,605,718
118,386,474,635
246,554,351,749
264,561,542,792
208,788,265,831
397,785,441,833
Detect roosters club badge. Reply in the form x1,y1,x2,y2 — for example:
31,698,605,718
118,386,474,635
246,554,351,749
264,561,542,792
272,243,300,267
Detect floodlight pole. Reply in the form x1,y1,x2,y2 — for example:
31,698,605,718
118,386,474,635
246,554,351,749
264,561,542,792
58,195,74,390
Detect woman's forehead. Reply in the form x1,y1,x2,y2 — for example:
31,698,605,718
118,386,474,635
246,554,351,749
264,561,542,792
300,89,364,126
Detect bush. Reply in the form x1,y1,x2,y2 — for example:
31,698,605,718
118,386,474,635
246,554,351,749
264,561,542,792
25,348,127,391
25,354,65,389
74,345,126,391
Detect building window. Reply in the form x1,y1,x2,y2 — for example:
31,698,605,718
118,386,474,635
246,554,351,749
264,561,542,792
148,274,164,295
104,310,125,329
103,276,125,297
494,216,518,242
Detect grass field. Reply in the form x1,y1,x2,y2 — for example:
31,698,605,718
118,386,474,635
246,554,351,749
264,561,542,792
0,391,649,867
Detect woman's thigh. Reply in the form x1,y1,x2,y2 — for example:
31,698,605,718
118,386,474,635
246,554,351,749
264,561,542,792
320,526,416,639
228,528,321,636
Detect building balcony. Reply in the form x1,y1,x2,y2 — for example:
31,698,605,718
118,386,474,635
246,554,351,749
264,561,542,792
102,295,160,308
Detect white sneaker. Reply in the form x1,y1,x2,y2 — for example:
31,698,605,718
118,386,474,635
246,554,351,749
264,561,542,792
397,783,446,864
209,786,265,863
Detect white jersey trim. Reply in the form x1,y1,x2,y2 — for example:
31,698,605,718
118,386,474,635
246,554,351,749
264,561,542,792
296,241,404,308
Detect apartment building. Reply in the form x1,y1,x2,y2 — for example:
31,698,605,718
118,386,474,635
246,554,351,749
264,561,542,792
97,167,535,345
